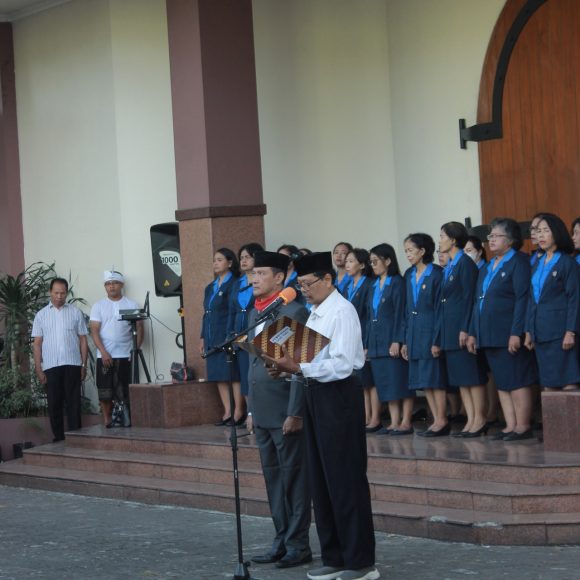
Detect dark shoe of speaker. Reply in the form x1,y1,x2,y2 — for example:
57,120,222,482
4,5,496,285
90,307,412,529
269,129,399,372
251,550,286,564
275,549,313,568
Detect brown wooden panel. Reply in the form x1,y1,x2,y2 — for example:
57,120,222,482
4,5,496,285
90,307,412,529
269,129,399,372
477,0,580,228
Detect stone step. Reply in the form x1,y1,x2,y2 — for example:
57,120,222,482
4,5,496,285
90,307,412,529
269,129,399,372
66,429,580,486
0,460,578,545
21,444,580,514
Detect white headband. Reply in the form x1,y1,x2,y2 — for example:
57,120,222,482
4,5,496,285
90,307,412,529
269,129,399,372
103,270,124,284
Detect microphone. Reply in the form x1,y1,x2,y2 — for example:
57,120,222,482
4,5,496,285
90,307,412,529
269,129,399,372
255,287,297,323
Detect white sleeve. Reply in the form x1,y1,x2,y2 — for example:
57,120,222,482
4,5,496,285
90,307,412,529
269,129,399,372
31,311,43,337
89,302,102,322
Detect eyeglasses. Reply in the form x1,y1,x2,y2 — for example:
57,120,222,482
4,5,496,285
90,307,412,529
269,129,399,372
486,234,507,240
297,278,322,291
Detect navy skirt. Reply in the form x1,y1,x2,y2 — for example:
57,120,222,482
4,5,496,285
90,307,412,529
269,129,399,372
236,349,250,396
534,339,580,388
356,360,375,388
443,348,488,387
483,347,537,392
408,357,447,390
370,357,410,402
206,351,240,382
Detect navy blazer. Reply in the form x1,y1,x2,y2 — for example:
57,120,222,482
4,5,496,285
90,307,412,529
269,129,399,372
470,251,531,347
200,275,237,348
342,276,373,347
227,276,255,337
366,275,406,358
436,253,478,350
404,264,444,359
527,253,580,343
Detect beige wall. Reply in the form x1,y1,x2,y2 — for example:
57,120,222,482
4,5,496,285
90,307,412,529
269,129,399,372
253,0,399,253
253,0,505,257
14,0,182,379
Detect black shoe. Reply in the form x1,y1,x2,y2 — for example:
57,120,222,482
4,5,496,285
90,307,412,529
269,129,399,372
275,549,313,568
421,424,451,438
251,550,286,564
390,427,414,436
365,424,382,433
234,414,247,427
451,430,468,438
491,431,513,441
462,424,489,438
214,417,231,426
503,429,535,442
376,426,392,435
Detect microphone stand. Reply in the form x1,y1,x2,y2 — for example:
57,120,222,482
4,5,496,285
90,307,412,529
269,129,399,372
202,303,283,580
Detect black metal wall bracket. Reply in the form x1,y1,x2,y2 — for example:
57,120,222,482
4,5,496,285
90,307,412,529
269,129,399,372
459,0,547,149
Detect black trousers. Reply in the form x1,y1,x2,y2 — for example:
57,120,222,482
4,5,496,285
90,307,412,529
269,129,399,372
45,365,82,441
254,426,311,553
303,377,375,569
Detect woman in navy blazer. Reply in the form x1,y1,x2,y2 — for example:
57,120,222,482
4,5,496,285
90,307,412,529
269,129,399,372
401,233,448,436
200,247,241,425
366,243,412,435
437,222,488,437
525,213,580,390
343,248,378,430
227,242,263,402
572,217,580,266
468,218,537,441
465,235,487,271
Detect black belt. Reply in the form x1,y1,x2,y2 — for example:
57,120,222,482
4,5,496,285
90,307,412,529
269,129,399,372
303,375,355,388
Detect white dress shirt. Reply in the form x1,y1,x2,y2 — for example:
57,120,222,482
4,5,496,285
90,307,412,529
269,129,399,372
31,303,88,371
299,289,364,383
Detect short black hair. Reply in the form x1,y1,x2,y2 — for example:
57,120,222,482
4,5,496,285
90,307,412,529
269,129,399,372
441,221,468,249
404,233,435,264
216,247,240,277
466,235,487,261
50,277,69,291
333,241,353,253
347,248,373,277
299,248,312,255
489,218,523,251
536,213,575,254
369,243,401,276
238,242,264,260
277,244,302,263
572,217,580,232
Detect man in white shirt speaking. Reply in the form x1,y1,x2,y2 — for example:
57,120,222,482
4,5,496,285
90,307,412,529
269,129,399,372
265,252,379,580
90,270,143,427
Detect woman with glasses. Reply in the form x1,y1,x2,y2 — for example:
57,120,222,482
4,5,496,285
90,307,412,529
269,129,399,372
401,233,448,436
366,244,413,435
572,217,580,266
343,248,379,431
200,247,243,425
468,218,537,441
525,213,580,392
437,222,488,437
464,235,487,270
228,242,264,404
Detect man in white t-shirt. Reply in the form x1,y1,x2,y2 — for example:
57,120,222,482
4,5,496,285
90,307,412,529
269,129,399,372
90,270,143,427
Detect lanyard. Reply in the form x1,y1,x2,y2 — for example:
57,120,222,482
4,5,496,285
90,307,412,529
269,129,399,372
411,264,433,307
479,249,516,311
347,275,366,301
209,271,232,305
532,252,561,303
236,275,253,310
444,250,464,282
372,276,391,318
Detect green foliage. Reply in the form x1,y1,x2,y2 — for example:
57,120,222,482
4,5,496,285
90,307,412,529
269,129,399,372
0,367,47,418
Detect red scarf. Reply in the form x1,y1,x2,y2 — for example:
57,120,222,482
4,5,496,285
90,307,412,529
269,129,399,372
254,291,279,312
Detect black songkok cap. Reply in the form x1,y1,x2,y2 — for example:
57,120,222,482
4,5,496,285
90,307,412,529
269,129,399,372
294,252,333,277
253,251,290,271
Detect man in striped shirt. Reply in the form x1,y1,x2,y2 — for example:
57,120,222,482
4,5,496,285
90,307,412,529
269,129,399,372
32,278,88,442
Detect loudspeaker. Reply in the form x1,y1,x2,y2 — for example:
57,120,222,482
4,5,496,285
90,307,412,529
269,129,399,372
150,222,182,297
